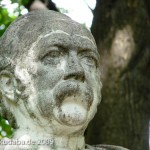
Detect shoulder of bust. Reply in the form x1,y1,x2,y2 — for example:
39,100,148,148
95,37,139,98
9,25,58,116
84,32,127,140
86,144,130,150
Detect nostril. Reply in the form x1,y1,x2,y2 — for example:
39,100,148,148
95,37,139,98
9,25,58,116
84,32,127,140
64,73,85,82
65,75,76,80
75,74,85,82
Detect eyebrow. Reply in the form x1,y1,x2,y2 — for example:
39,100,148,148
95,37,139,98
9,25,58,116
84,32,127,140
72,35,97,53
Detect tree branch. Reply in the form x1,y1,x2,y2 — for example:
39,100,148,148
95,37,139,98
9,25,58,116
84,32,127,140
83,0,93,13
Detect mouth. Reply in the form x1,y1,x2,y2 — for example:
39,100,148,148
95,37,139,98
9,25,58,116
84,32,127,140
52,80,93,109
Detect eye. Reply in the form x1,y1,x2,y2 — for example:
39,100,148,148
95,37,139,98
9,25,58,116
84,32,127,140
47,51,61,58
79,51,98,67
42,50,63,66
81,56,97,66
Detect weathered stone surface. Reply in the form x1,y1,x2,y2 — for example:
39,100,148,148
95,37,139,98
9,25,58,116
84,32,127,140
0,10,128,150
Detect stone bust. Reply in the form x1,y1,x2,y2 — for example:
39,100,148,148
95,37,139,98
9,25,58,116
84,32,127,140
0,10,128,150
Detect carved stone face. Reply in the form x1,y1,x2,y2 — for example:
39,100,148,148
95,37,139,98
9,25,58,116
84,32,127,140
13,23,101,129
0,11,101,132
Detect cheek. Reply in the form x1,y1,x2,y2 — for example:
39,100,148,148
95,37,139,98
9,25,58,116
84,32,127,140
84,67,98,86
29,67,64,118
32,66,64,117
33,65,64,90
36,89,54,118
85,68,101,103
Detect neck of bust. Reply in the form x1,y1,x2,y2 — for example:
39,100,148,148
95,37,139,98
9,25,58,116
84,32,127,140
13,117,86,150
10,99,87,149
14,127,85,150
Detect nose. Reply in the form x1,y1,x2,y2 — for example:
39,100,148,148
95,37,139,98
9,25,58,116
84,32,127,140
64,52,85,82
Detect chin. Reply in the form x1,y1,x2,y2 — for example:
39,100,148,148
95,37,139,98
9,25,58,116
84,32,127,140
53,97,89,126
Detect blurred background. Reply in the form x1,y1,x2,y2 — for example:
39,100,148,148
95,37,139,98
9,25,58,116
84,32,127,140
0,0,150,150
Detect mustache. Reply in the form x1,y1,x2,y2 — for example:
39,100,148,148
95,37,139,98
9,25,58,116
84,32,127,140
53,80,93,108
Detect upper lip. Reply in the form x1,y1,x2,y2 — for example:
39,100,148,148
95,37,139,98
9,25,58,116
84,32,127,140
53,80,93,108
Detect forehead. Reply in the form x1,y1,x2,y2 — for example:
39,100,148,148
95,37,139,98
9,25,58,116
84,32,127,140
47,20,94,41
37,30,96,49
19,16,95,47
28,30,98,58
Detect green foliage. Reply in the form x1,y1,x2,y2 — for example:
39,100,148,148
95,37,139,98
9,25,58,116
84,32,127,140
0,7,16,37
0,0,29,37
8,0,29,6
0,115,13,139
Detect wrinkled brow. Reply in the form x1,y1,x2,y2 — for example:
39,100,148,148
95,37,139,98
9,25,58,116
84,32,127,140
31,32,98,59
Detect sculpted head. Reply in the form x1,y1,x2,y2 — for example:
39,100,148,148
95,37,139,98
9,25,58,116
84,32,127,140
0,10,102,135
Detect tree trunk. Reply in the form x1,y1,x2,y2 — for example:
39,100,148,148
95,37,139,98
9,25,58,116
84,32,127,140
85,0,150,150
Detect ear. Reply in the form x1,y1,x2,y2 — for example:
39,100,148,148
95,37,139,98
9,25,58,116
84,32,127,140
0,70,20,103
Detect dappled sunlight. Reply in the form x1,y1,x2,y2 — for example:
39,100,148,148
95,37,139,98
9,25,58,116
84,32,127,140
111,25,135,69
0,0,28,16
0,0,28,35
